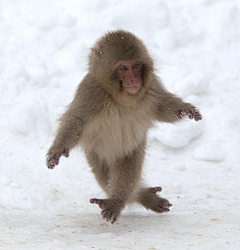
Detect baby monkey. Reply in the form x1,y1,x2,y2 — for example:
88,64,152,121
46,30,202,223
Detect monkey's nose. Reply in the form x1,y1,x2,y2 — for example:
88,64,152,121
130,75,137,85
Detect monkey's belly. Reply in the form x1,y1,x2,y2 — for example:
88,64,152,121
80,104,153,164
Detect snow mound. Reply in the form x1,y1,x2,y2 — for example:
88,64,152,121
193,141,224,162
175,71,209,96
152,120,203,148
7,98,51,140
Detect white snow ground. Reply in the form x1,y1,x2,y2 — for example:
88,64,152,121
0,0,240,249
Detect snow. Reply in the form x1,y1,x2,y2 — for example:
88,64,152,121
0,0,240,249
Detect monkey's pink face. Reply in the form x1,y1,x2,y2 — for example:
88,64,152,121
115,59,143,95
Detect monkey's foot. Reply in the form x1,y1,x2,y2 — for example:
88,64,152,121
150,196,172,213
90,198,123,223
137,186,172,213
178,109,202,121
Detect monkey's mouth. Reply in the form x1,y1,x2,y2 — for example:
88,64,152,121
122,85,141,95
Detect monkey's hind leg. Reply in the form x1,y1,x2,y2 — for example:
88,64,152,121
86,151,110,193
136,187,172,213
90,146,145,223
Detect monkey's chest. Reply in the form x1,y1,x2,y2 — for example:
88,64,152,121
80,103,153,163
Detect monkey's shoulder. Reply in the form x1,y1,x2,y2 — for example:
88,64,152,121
71,75,109,118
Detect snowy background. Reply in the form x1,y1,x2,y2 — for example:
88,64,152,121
0,0,240,249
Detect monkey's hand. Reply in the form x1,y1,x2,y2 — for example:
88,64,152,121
177,108,202,121
46,148,69,169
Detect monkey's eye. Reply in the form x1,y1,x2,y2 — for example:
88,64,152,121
120,65,127,71
133,63,139,69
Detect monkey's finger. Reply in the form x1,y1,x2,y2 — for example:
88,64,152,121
193,112,202,121
177,111,187,119
187,112,194,119
188,109,202,121
47,163,55,169
46,156,59,169
46,150,69,169
63,151,69,158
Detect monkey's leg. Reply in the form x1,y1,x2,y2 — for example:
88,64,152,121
86,151,110,193
90,142,145,223
136,186,172,213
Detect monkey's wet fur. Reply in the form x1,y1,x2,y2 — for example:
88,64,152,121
46,30,202,223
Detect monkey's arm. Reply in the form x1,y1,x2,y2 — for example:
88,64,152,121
46,75,107,169
46,106,85,169
150,80,202,123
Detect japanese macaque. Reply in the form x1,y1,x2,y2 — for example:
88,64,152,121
46,30,202,223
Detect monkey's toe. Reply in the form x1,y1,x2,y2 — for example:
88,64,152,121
101,209,117,223
90,198,105,209
161,198,172,207
153,197,172,213
155,206,170,213
149,186,162,194
90,198,122,223
145,196,172,214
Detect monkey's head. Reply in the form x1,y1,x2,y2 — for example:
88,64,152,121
89,30,154,106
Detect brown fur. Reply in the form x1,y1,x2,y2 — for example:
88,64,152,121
46,30,202,223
